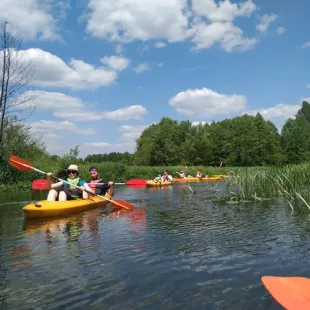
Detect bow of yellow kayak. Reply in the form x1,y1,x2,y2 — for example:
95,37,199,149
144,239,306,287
172,177,222,183
23,194,112,219
146,180,174,187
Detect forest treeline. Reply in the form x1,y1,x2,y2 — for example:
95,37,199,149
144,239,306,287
87,100,310,167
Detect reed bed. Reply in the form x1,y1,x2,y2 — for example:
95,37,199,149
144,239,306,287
224,163,310,211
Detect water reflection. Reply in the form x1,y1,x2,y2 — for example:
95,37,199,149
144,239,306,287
2,185,310,309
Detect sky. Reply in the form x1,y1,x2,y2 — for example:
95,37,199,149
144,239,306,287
1,0,310,157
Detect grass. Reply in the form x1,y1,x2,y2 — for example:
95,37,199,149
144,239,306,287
223,163,310,212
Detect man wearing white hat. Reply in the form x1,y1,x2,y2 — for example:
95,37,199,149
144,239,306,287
46,164,92,201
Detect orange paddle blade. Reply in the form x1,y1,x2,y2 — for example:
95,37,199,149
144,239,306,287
32,180,54,190
261,276,310,310
110,199,135,211
174,179,187,183
9,155,33,171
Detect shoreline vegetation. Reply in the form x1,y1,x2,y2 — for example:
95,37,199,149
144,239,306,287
2,101,310,212
2,162,310,213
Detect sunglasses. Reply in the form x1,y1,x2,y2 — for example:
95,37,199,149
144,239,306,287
67,170,77,174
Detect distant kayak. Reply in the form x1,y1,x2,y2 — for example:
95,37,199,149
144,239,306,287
173,177,222,183
146,180,174,187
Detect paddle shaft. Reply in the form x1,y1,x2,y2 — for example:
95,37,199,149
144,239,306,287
86,183,125,185
11,158,126,209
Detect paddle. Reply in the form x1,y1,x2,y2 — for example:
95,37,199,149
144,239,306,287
32,178,147,190
125,179,147,186
32,179,125,190
9,155,134,211
261,275,310,309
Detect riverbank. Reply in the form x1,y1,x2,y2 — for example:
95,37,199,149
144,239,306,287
3,162,310,213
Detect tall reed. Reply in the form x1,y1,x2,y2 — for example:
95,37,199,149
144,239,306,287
224,163,310,211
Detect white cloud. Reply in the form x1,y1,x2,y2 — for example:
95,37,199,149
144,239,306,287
85,0,259,52
19,90,84,110
119,124,150,140
0,0,69,41
192,121,207,126
244,98,310,124
190,21,258,52
155,41,167,48
301,42,310,49
256,13,277,32
54,105,148,122
307,84,310,89
169,87,247,117
84,141,136,153
134,63,150,73
244,104,300,120
29,120,96,136
192,0,256,22
100,55,130,71
86,0,190,43
102,105,148,120
19,91,148,121
20,48,126,90
54,111,104,121
276,26,286,35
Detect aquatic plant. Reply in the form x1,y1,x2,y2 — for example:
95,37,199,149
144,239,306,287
224,163,310,211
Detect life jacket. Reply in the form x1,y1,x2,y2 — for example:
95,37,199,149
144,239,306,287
62,178,85,198
163,174,169,181
88,178,109,195
62,177,84,189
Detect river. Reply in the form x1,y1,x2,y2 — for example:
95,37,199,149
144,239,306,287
0,182,309,309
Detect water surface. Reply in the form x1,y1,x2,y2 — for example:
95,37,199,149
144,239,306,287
1,182,310,309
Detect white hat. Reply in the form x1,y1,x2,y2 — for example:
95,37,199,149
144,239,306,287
68,164,79,172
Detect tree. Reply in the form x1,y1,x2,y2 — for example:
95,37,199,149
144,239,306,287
0,115,47,184
281,116,310,163
0,19,35,153
297,101,310,123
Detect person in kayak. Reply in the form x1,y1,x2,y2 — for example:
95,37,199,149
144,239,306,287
176,171,186,178
162,170,173,182
196,170,203,178
46,164,92,201
87,167,114,197
153,173,162,182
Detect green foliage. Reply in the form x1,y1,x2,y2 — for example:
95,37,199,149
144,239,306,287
224,164,310,211
134,113,286,166
0,116,47,187
84,152,133,165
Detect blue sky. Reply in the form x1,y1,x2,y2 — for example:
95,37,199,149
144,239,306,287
2,0,310,157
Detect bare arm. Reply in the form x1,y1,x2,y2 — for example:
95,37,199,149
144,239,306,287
83,183,94,194
107,182,114,196
46,172,62,189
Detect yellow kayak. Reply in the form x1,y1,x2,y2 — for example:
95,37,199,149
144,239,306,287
173,177,222,183
146,180,174,187
23,194,112,219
